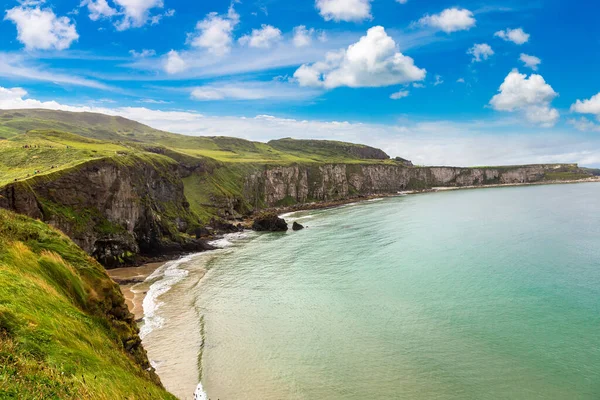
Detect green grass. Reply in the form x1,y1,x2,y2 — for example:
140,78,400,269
0,209,175,399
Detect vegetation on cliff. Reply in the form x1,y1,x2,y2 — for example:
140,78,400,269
0,209,174,399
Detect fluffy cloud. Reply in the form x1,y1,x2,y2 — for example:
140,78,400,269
3,85,600,167
81,0,168,29
112,0,164,30
80,0,117,20
293,25,316,48
519,53,541,70
417,8,475,33
568,117,600,132
315,0,372,22
294,26,426,89
490,70,559,127
239,25,282,49
188,5,239,56
163,50,187,74
468,43,494,62
571,93,600,119
4,5,79,50
390,90,409,100
495,28,530,45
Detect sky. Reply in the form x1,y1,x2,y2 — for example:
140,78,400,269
1,0,600,166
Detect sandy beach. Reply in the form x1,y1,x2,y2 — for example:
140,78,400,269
108,262,165,320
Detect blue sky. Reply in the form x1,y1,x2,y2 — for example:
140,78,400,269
1,0,600,166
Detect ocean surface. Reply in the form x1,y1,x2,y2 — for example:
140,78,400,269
140,183,600,400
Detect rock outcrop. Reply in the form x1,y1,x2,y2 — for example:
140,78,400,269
292,221,304,231
252,212,288,232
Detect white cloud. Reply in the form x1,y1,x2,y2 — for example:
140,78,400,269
568,117,600,132
468,43,494,62
390,90,409,99
457,78,465,83
519,53,541,70
434,75,443,86
570,93,600,118
112,0,164,30
80,0,117,21
490,70,559,127
293,25,315,48
3,85,600,167
239,25,282,49
413,82,425,88
188,5,239,56
294,26,426,89
129,48,156,57
4,5,79,50
190,81,321,101
396,0,408,3
417,8,475,33
163,50,187,74
315,0,372,22
494,28,530,45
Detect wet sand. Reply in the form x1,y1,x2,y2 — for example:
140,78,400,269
108,262,165,320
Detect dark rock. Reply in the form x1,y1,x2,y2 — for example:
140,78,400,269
252,212,288,232
194,226,210,239
292,221,304,231
210,218,243,233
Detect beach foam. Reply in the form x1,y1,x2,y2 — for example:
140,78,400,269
193,382,208,400
208,231,250,248
139,254,196,339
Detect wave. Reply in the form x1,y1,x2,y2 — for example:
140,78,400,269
193,382,208,400
139,254,197,339
208,231,250,248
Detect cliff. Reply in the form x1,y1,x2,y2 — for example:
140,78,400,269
242,163,590,207
0,209,174,399
0,154,207,268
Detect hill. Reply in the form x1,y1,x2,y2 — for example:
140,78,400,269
0,109,396,164
0,209,174,399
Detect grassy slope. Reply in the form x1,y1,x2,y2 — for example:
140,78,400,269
0,209,175,399
0,109,393,165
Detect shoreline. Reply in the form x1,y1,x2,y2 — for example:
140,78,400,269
111,177,600,320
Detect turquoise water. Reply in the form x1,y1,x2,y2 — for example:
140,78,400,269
151,183,600,399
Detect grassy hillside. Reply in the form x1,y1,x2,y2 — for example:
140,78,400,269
0,109,396,165
0,209,175,399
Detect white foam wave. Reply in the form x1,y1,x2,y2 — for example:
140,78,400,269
367,197,384,202
208,231,250,249
193,382,208,400
139,254,196,339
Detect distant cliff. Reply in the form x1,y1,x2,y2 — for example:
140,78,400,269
242,163,589,207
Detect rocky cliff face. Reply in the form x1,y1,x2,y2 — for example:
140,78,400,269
0,156,199,267
0,155,592,268
243,163,585,206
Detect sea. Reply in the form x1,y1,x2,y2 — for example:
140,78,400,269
138,183,600,400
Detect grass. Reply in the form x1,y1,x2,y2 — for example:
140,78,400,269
0,209,175,399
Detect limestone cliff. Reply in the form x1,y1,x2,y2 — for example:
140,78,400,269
242,163,588,206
